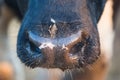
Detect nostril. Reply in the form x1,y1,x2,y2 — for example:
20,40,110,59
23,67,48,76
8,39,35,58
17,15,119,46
28,41,41,54
69,54,79,60
78,59,85,67
69,41,85,56
25,31,43,55
67,39,87,66
27,31,41,47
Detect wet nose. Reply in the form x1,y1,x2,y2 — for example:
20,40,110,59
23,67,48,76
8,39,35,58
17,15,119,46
27,31,83,68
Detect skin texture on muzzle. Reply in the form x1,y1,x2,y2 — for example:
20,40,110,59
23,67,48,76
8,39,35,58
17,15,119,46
17,0,106,70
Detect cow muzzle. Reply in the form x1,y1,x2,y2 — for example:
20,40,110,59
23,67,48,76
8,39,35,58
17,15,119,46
26,26,100,70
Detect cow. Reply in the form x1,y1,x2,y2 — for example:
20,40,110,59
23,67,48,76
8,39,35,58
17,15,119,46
0,0,109,80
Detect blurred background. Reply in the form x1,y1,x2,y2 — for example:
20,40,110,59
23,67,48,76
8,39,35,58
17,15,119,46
0,0,120,80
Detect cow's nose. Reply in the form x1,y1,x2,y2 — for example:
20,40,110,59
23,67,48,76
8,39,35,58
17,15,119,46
27,31,84,68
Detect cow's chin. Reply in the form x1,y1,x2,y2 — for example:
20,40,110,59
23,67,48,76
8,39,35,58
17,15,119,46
17,29,100,70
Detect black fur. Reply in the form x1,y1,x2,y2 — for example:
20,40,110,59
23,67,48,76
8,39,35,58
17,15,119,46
87,0,106,23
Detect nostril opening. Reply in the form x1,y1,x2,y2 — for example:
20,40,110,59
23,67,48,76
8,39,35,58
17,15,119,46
29,41,41,54
69,41,85,56
25,31,42,54
27,31,42,47
78,59,85,67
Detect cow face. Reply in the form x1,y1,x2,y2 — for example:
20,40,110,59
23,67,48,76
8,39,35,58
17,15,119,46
17,0,106,70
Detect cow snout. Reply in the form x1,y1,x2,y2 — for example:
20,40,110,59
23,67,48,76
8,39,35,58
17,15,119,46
17,24,100,70
27,30,86,69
